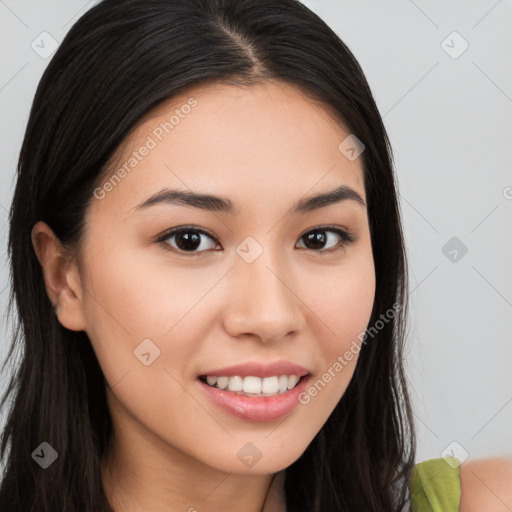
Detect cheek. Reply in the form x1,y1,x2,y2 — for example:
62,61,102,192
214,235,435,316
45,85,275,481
295,252,375,415
82,235,213,336
320,275,374,338
80,243,225,392
306,252,376,350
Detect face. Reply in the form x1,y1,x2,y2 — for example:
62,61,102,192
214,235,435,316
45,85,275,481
59,81,375,475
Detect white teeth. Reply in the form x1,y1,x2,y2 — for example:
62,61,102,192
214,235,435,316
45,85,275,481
262,376,279,394
287,375,299,389
206,376,217,386
216,376,229,390
278,375,288,393
227,375,243,392
243,376,262,394
203,374,303,395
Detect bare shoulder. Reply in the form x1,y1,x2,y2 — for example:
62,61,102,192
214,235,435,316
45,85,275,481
459,456,512,512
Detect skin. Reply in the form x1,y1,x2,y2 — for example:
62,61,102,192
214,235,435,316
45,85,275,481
29,79,512,511
460,457,512,511
32,80,375,511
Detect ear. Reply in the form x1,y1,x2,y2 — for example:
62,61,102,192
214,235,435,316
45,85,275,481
31,221,87,332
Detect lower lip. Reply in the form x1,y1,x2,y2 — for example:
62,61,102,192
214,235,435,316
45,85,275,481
197,375,311,423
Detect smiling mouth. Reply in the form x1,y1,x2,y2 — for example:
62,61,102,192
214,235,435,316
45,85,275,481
198,374,308,397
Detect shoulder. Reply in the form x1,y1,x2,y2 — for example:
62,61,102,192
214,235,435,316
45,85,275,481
459,456,512,512
410,457,461,511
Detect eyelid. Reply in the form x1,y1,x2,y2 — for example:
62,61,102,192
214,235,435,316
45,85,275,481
159,225,219,242
297,224,355,242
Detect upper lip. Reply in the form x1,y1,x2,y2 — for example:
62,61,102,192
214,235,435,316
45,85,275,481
199,360,311,378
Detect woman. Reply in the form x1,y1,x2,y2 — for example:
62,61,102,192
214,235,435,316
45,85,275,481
0,0,510,510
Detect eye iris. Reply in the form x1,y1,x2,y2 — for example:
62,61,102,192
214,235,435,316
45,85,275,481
175,231,201,251
304,231,327,250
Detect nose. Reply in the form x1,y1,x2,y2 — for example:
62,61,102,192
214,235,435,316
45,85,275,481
222,246,306,344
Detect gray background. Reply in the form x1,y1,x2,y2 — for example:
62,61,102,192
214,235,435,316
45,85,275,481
1,0,511,464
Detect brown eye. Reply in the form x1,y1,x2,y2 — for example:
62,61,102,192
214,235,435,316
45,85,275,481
296,227,355,252
157,225,355,257
159,227,219,254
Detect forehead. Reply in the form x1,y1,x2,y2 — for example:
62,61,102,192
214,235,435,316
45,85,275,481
95,80,365,212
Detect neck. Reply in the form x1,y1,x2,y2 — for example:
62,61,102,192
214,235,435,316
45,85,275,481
100,429,286,512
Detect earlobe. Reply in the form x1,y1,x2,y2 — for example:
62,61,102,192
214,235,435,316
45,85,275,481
31,221,87,332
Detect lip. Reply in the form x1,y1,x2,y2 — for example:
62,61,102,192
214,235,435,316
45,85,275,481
198,360,311,378
198,374,311,423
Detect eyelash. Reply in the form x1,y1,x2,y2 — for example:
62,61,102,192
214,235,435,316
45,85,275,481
156,225,356,257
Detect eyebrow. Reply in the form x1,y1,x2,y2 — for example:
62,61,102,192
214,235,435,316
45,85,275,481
132,184,366,215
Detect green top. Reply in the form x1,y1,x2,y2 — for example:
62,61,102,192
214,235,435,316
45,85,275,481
410,457,462,511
